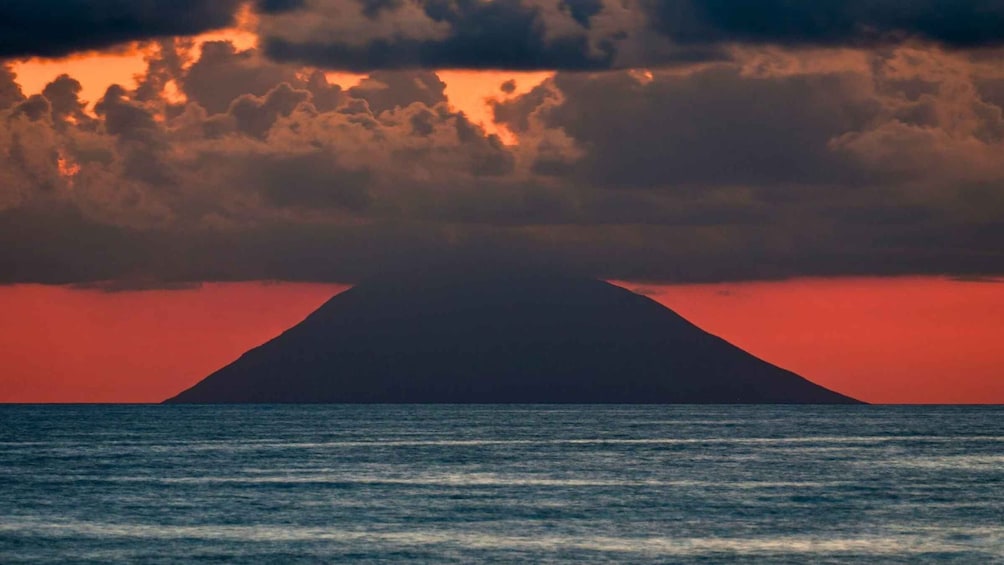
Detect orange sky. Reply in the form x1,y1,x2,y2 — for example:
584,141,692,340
10,39,551,141
631,278,1004,405
0,278,1000,404
0,283,345,403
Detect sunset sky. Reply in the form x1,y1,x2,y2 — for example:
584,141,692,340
1,1,1002,403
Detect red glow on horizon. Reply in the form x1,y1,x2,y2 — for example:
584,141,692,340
0,277,1000,404
622,277,1004,405
0,283,345,403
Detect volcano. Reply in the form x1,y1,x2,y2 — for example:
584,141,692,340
165,269,859,404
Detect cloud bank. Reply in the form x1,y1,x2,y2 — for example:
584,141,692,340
0,2,1003,285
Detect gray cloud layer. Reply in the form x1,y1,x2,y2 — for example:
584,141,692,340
1,2,1003,285
1,35,1003,284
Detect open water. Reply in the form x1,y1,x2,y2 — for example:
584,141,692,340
1,405,1002,563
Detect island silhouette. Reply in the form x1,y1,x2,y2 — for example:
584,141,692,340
165,267,859,404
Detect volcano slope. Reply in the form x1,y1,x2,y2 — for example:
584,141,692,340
165,270,859,404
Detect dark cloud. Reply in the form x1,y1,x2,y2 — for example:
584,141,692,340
645,1,1004,49
256,0,1004,71
977,76,1004,111
259,0,628,71
179,40,348,119
0,205,143,284
0,65,25,110
257,0,309,12
183,41,304,114
1,39,1003,286
42,75,91,127
483,55,1004,280
134,40,191,105
347,71,447,114
0,1,323,59
227,83,312,139
11,94,51,122
357,0,405,19
0,1,244,58
3,1,1004,70
95,86,161,143
561,0,604,28
253,152,374,211
498,68,880,189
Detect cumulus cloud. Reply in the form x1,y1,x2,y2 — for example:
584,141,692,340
491,47,1004,280
0,41,536,283
0,65,25,109
1,9,1004,285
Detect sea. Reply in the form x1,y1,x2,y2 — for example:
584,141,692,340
1,405,1001,563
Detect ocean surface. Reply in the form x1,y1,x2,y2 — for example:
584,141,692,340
1,405,1002,563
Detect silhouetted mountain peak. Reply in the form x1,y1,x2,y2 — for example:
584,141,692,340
165,269,860,404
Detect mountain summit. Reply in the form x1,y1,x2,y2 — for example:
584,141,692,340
165,269,859,404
